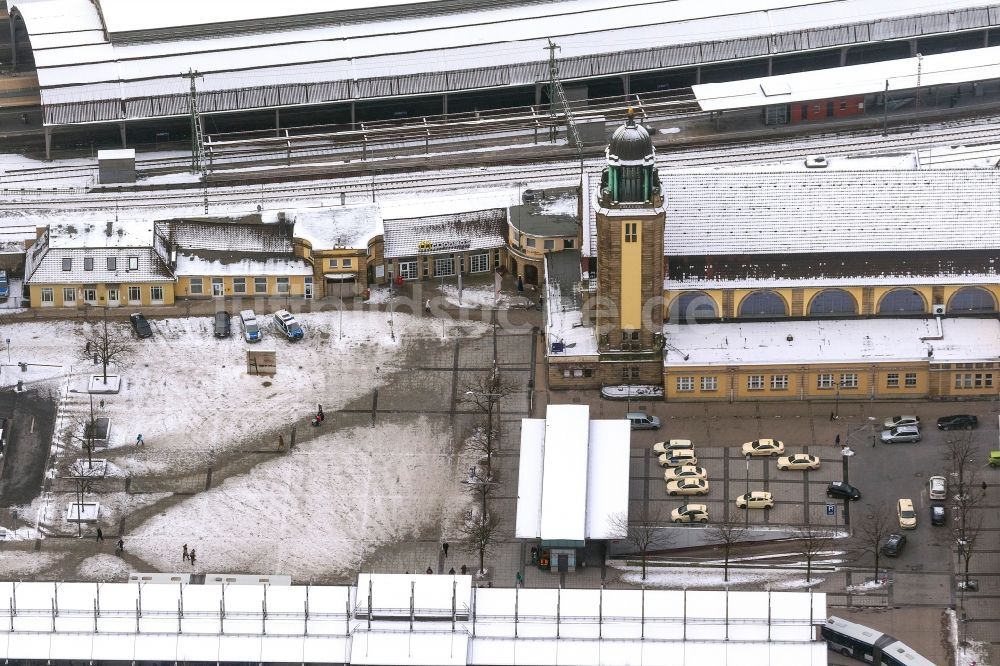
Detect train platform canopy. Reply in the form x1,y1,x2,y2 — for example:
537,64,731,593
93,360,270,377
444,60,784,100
9,0,996,125
694,45,1000,112
515,404,630,543
662,317,1000,367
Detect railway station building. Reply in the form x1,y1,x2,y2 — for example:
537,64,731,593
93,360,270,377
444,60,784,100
545,113,1000,402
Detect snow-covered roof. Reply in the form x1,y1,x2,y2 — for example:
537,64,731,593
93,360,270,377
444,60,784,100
293,205,383,250
0,580,826,664
13,0,991,125
695,46,1000,112
382,210,505,259
544,250,597,357
157,220,294,254
97,149,135,161
663,317,1000,367
48,220,153,249
516,405,631,542
173,252,313,277
659,170,1000,256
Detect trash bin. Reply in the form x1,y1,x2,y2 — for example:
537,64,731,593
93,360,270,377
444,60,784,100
18,362,26,372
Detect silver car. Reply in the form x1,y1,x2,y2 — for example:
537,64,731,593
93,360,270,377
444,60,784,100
880,425,921,444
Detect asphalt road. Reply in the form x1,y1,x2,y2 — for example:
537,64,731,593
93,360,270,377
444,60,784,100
0,388,56,506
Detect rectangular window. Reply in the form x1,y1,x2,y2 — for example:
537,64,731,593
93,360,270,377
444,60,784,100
471,253,489,273
107,257,117,271
840,373,858,389
955,374,967,389
904,372,918,388
886,373,899,388
343,258,352,268
621,366,640,382
84,257,94,271
254,277,268,293
526,238,536,248
564,239,575,249
276,277,289,293
676,377,694,392
839,101,847,111
62,287,76,303
400,261,418,280
494,249,501,268
128,256,138,271
41,288,54,303
817,373,834,389
189,278,203,295
328,259,338,269
150,286,163,302
232,278,246,294
700,376,717,391
434,257,455,276
459,256,465,272
543,239,554,250
83,287,97,303
127,286,141,303
747,375,764,390
771,374,789,390
625,223,637,243
62,257,72,271
211,278,224,296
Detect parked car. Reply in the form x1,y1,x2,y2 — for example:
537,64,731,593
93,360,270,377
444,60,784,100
652,439,692,456
213,311,231,338
804,155,828,168
628,411,661,430
663,465,708,482
273,310,304,340
736,491,774,509
936,414,978,430
129,313,152,339
880,425,921,444
657,450,698,468
0,271,8,299
883,415,920,429
742,438,785,457
881,533,907,557
897,498,917,530
928,475,947,501
666,478,709,496
240,309,262,342
671,504,709,524
827,481,861,501
931,505,947,526
777,453,821,471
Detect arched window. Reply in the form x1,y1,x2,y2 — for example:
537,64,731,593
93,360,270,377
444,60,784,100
808,289,858,316
670,292,718,323
947,287,996,313
878,289,926,314
738,290,787,317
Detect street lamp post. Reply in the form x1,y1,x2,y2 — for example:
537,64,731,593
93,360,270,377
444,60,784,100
744,453,751,530
841,445,855,526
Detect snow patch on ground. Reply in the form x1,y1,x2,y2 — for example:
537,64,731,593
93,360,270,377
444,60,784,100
610,563,826,590
844,578,890,594
947,608,992,666
75,553,133,582
0,550,67,576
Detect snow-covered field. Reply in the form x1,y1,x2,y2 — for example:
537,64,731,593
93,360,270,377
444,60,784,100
5,309,491,581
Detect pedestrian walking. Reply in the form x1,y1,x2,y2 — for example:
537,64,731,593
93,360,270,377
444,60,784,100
136,433,144,446
872,434,877,448
116,539,124,554
190,549,196,566
982,481,988,492
424,299,431,315
516,571,523,588
317,405,324,422
426,566,433,574
460,564,467,575
442,542,449,557
829,411,834,422
182,544,189,561
835,434,840,446
96,527,104,542
448,567,455,575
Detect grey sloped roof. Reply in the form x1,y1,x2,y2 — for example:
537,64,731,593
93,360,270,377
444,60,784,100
157,220,294,253
663,170,1000,256
25,247,173,284
383,209,506,259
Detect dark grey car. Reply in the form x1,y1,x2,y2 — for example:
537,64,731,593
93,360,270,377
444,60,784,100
213,311,232,338
881,533,906,557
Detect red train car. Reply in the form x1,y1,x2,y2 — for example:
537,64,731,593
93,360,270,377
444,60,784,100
789,95,865,122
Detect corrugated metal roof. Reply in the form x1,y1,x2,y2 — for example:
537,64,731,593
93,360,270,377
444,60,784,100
382,209,506,259
16,0,998,125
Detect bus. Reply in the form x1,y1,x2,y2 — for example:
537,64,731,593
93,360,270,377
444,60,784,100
822,616,936,666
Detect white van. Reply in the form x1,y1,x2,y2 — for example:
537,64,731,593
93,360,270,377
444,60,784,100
240,310,262,342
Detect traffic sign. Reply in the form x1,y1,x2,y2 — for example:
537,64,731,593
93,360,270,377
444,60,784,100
826,504,836,516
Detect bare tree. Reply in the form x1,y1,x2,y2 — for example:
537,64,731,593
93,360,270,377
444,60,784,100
792,526,834,582
67,408,100,469
458,505,501,576
80,311,134,383
956,511,984,589
461,369,517,476
607,505,668,581
944,432,978,500
708,518,746,582
853,504,892,582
